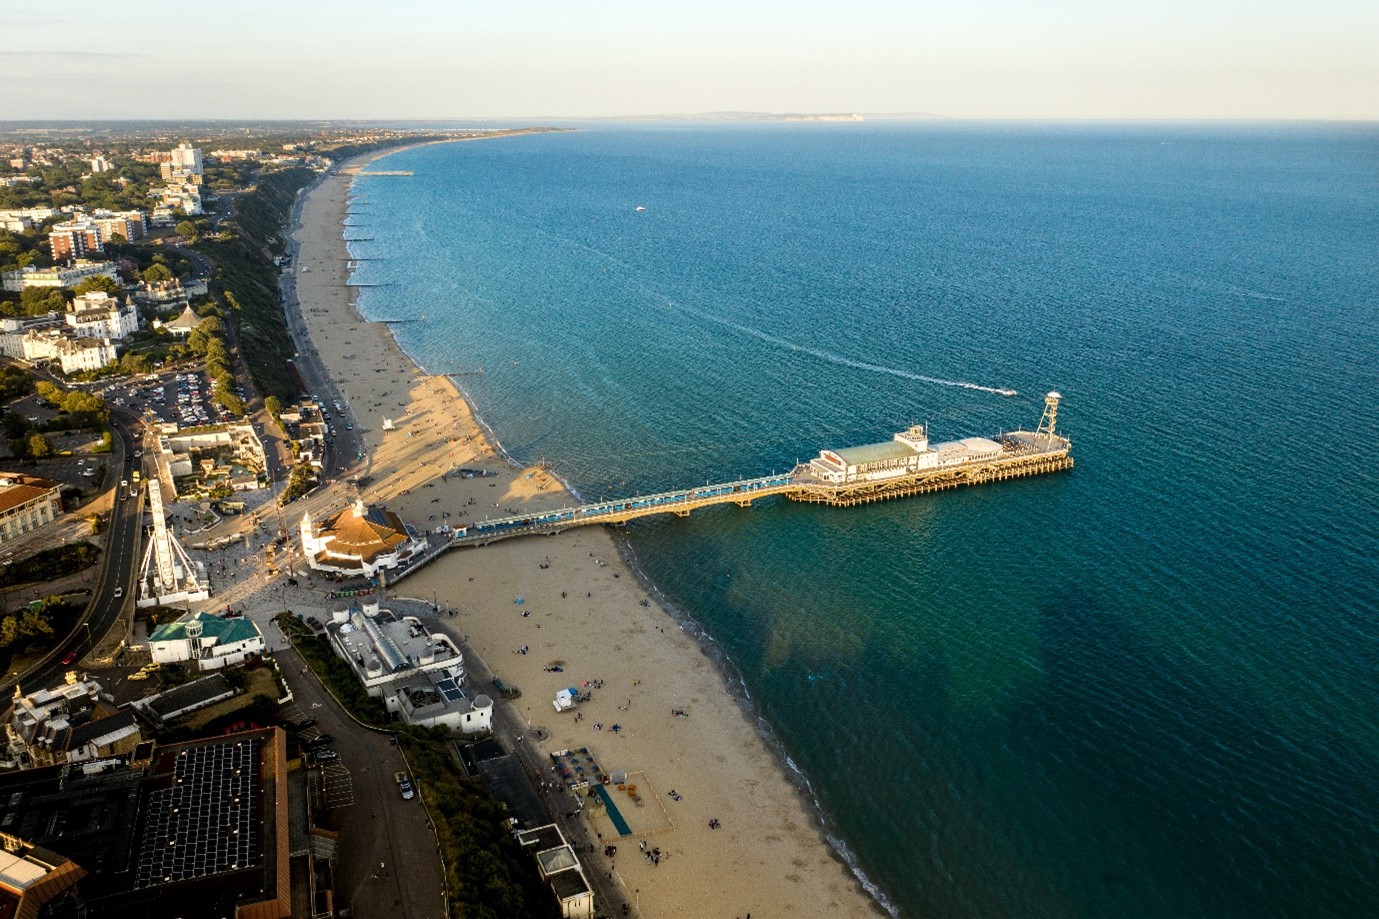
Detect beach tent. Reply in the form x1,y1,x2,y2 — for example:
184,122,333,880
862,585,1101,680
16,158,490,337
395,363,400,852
553,687,580,712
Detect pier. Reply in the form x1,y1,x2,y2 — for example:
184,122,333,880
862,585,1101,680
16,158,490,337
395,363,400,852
351,395,1073,588
355,170,414,177
405,393,1074,558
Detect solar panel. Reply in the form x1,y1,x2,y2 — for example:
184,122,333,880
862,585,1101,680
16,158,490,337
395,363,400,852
134,738,261,888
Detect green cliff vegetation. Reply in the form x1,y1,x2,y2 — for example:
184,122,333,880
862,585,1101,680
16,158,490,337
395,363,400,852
197,167,314,403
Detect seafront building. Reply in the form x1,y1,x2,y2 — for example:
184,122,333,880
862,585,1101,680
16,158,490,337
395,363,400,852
806,424,1005,484
516,824,596,919
147,611,266,671
299,499,426,578
321,598,491,731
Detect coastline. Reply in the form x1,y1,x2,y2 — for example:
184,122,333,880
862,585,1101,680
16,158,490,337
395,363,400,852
295,137,886,916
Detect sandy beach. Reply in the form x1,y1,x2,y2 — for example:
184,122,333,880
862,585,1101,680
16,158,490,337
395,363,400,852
271,143,880,917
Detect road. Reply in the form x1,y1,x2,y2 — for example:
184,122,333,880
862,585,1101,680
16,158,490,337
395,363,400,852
11,405,143,692
274,645,447,919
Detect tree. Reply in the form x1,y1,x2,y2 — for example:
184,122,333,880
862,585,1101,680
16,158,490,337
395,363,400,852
34,380,63,406
264,395,282,418
0,367,33,401
73,275,121,296
60,390,106,416
26,432,51,458
20,287,66,316
118,352,152,375
142,263,174,284
175,221,198,241
215,390,245,418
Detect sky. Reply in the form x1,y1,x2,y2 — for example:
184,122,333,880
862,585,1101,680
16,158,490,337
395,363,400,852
3,0,1377,121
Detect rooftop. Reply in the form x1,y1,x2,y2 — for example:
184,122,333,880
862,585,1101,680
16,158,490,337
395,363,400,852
149,611,262,647
144,674,235,721
314,500,411,563
831,440,918,466
0,474,60,515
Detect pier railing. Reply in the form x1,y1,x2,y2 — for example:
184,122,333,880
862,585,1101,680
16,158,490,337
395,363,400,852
449,473,797,546
371,437,1073,584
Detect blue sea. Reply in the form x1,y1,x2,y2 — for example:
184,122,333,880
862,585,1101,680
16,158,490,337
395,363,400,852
348,123,1379,917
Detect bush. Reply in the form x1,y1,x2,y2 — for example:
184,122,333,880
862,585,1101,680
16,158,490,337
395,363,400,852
0,543,100,588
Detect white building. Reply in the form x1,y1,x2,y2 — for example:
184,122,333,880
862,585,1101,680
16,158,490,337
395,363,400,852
0,314,63,359
90,208,146,242
516,825,596,919
147,611,266,671
1,260,119,292
157,182,203,216
324,600,464,698
168,142,203,178
806,425,1006,484
90,155,112,173
300,500,426,578
39,336,118,374
66,291,139,341
383,672,492,733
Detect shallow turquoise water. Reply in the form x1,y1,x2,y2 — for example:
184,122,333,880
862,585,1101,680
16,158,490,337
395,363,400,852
351,123,1379,917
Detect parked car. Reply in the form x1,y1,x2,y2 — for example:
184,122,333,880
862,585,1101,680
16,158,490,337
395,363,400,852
289,718,317,732
126,671,149,681
397,772,415,800
310,749,339,763
305,734,334,748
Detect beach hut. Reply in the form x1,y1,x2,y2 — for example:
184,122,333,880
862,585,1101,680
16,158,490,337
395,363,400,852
553,687,580,712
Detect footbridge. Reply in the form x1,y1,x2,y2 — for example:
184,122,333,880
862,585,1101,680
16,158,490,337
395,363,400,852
447,473,797,546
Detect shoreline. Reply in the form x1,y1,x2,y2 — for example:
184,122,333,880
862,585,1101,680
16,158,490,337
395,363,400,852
296,135,886,917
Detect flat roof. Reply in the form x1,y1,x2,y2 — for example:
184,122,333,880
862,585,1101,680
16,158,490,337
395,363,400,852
549,868,590,900
831,440,917,466
136,737,262,887
0,848,49,888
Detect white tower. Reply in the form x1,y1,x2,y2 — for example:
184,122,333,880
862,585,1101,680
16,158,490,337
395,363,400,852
1036,391,1062,441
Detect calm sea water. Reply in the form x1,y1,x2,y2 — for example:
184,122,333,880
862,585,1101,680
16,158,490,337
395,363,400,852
349,123,1379,917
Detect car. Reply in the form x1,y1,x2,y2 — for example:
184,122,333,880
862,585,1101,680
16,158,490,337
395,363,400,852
113,587,123,598
126,671,149,681
305,734,334,748
289,718,317,731
139,662,161,673
60,651,77,665
310,749,339,763
397,773,415,800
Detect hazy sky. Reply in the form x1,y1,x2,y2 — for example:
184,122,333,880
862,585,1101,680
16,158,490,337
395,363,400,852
3,0,1376,120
